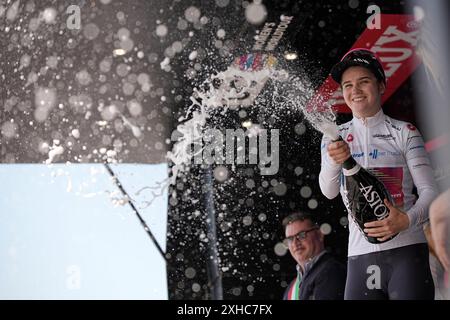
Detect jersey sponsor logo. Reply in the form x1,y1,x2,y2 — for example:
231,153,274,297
413,163,431,169
407,135,422,142
347,134,354,142
408,145,425,151
352,151,364,158
407,124,417,131
369,149,401,159
385,119,401,131
373,133,395,140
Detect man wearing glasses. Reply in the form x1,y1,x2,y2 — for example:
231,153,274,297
282,211,346,300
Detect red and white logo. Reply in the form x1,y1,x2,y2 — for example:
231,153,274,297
407,124,416,131
347,134,354,142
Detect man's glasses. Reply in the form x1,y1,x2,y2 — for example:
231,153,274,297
284,227,319,246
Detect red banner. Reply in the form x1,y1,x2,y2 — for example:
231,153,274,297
308,14,421,113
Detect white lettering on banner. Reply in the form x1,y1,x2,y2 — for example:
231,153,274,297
252,16,294,52
184,128,279,175
373,47,412,62
66,5,81,30
375,26,419,46
253,22,276,50
366,5,381,30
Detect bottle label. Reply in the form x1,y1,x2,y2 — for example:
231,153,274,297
358,183,389,219
343,164,361,176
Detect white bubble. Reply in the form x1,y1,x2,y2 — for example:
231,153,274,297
217,29,226,38
122,82,135,95
41,7,57,24
20,54,31,69
6,0,20,21
177,19,188,30
101,105,118,121
300,186,312,198
34,87,56,122
116,11,125,21
137,73,150,85
1,121,17,139
34,108,49,122
71,129,80,139
185,267,196,279
242,215,252,226
119,38,134,52
294,167,303,176
320,223,332,235
185,6,201,23
127,100,142,116
245,2,267,25
294,123,306,135
340,216,349,226
232,287,241,296
172,41,183,53
156,24,168,37
348,0,359,9
273,182,287,196
274,242,288,256
117,28,130,40
246,179,255,189
189,51,198,60
76,70,92,86
213,166,228,182
83,23,100,40
258,213,267,222
192,283,201,292
46,56,58,69
216,0,230,7
308,199,318,209
116,63,129,77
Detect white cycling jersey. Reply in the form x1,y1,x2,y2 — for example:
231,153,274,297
319,109,438,257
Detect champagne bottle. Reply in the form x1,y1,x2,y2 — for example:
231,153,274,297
341,151,398,244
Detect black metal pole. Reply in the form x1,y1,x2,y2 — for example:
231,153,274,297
203,165,223,299
104,162,167,263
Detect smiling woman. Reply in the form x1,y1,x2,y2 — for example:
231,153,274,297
319,48,439,300
0,163,168,299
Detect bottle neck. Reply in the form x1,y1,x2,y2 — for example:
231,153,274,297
342,157,361,176
331,136,360,173
343,157,357,170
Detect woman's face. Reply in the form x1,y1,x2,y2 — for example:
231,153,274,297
341,66,385,118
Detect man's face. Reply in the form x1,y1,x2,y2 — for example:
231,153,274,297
285,219,323,267
341,66,385,118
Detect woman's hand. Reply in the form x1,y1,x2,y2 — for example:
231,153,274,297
327,140,351,164
364,199,410,242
